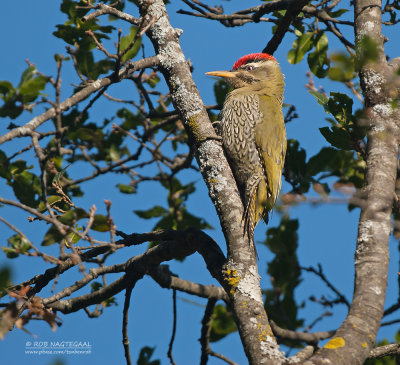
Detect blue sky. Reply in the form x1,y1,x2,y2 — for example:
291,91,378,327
0,1,399,364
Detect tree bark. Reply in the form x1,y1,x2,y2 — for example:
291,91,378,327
305,1,400,364
136,0,284,363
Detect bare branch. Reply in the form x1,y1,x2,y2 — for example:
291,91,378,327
167,289,177,365
0,56,159,146
200,298,239,365
287,346,315,364
82,3,139,25
263,0,309,55
39,229,225,315
122,286,133,365
368,343,400,359
200,298,217,365
149,265,229,302
301,264,351,308
270,320,334,344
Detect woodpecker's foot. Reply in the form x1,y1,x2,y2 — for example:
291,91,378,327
206,134,222,142
212,120,221,127
212,120,222,137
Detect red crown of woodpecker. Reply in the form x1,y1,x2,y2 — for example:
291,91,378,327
232,53,277,70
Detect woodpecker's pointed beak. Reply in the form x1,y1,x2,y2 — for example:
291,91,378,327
205,71,236,78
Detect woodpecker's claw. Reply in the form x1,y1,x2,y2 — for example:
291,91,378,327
206,134,222,142
212,120,222,136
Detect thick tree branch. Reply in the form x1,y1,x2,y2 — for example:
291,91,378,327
149,265,229,302
270,320,335,344
42,229,225,314
306,1,400,364
137,0,284,363
287,346,315,364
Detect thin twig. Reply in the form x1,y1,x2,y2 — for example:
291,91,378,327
270,320,334,344
263,0,309,54
82,3,139,25
199,298,238,365
301,264,351,308
122,285,133,365
167,289,177,365
200,298,217,365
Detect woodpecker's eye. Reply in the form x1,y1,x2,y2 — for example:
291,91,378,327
245,65,254,71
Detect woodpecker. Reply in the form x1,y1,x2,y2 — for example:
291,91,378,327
206,53,286,245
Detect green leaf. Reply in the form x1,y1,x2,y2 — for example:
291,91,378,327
102,296,117,308
329,9,349,18
42,225,63,246
134,206,168,219
319,126,351,150
0,267,11,298
0,150,11,179
307,147,339,176
38,195,63,213
178,210,213,230
209,304,237,342
60,0,90,22
53,17,113,47
145,73,160,88
356,35,379,70
395,330,400,343
287,32,314,64
9,170,41,208
136,346,160,365
93,59,115,78
108,144,120,162
91,214,110,232
307,32,328,78
91,282,103,292
326,92,353,126
75,50,95,78
58,208,88,225
18,66,36,86
0,81,15,97
284,139,311,194
309,90,329,106
9,160,31,175
117,183,136,194
117,108,141,130
1,247,19,259
120,26,142,62
263,215,303,335
0,100,23,119
0,80,21,119
214,79,233,106
63,225,82,247
7,233,31,254
327,52,355,82
19,75,49,103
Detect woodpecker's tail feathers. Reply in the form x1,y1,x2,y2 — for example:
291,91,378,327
242,184,256,237
242,184,259,259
